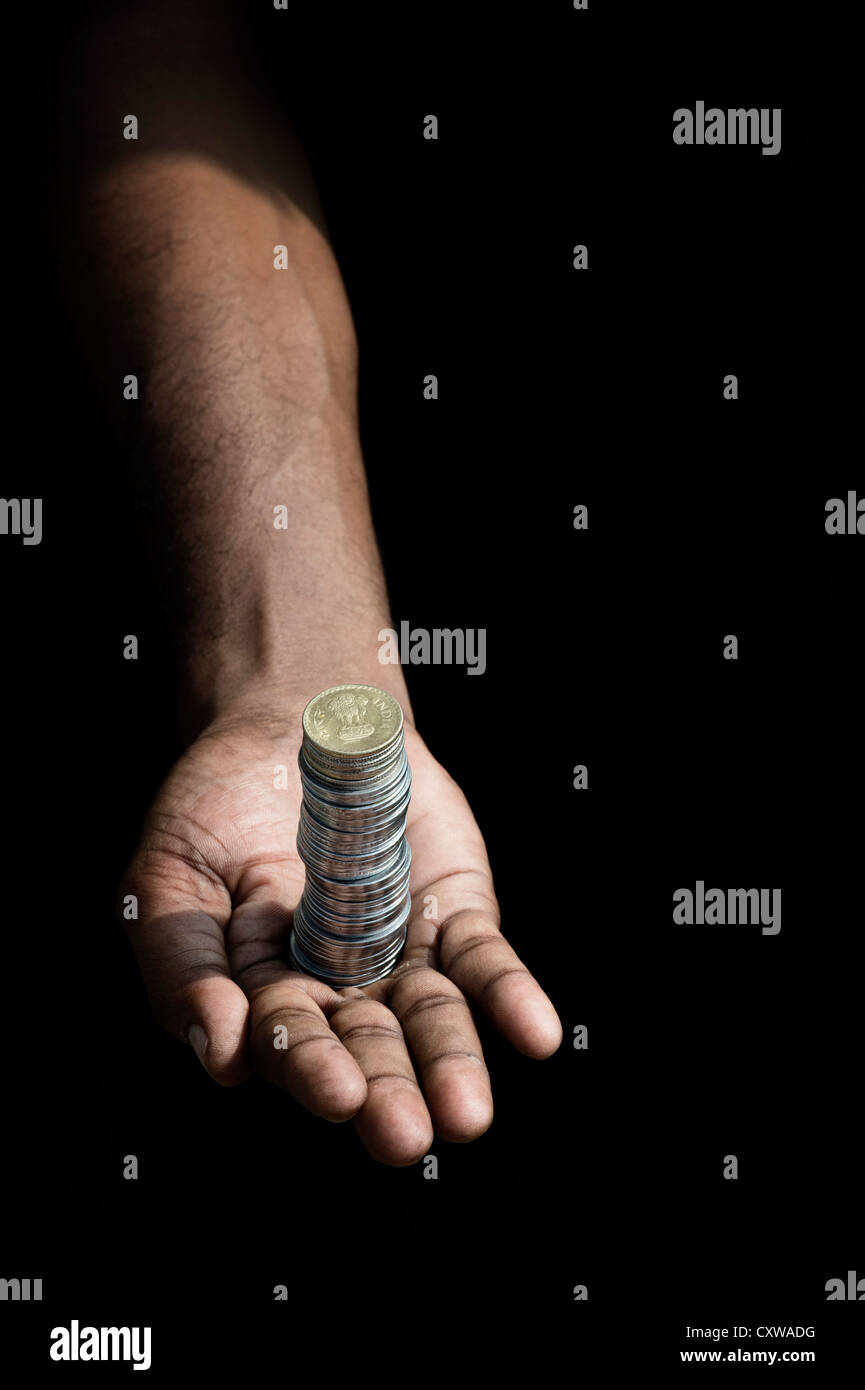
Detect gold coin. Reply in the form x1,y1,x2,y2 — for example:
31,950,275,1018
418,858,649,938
302,683,403,758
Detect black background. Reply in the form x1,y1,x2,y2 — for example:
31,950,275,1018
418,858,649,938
2,0,862,1375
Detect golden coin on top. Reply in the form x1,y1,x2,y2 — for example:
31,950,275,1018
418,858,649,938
302,683,403,760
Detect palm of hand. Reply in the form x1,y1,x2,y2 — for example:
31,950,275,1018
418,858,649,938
123,711,561,1165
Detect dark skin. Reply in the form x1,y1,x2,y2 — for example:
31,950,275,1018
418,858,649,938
55,0,562,1165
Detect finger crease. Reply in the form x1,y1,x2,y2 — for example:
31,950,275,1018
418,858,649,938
399,993,467,1025
443,934,498,971
254,1003,321,1034
364,1072,419,1088
280,1033,345,1060
338,1023,404,1044
425,1049,487,1070
478,966,531,1001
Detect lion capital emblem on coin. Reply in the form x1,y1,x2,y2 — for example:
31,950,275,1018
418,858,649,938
315,691,375,743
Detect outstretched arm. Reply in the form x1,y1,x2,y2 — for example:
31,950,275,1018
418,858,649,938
55,0,561,1165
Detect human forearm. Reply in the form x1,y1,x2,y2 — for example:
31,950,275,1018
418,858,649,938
54,4,410,734
122,159,402,729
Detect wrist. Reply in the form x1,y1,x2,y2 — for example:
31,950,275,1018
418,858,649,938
177,640,415,744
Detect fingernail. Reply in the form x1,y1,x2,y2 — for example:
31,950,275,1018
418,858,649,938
188,1024,209,1064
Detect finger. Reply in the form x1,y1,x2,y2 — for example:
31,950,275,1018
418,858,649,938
403,756,562,1058
384,963,493,1142
247,973,368,1122
228,889,369,1122
436,908,562,1058
329,992,433,1166
119,864,250,1086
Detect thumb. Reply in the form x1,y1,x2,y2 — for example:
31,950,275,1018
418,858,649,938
119,863,250,1086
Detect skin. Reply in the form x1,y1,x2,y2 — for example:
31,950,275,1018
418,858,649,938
55,0,562,1164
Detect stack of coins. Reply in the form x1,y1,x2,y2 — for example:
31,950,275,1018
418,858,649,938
289,683,412,988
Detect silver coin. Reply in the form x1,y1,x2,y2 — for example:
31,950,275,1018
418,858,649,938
288,684,412,988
